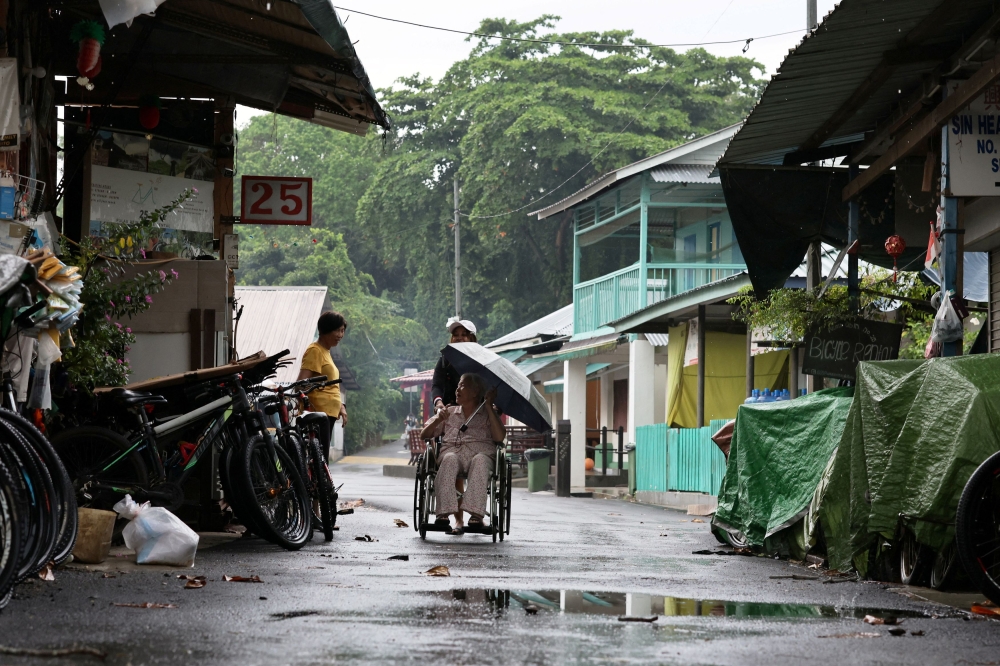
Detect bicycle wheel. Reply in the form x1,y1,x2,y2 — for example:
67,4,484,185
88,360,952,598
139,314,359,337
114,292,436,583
956,450,1000,605
0,412,78,566
307,436,335,541
0,457,22,609
50,426,148,507
233,434,312,550
0,429,58,581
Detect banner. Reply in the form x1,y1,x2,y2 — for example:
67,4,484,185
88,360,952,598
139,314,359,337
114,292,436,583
90,164,214,233
0,58,19,150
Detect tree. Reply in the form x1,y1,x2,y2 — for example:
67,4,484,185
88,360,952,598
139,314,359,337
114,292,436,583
358,16,765,340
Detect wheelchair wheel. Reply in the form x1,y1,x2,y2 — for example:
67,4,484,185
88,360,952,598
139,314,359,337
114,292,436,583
413,453,423,532
505,460,512,537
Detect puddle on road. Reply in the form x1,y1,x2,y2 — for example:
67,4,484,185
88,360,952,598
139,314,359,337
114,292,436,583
440,589,931,620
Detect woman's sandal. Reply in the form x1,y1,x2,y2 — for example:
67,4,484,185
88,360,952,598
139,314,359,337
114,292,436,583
467,516,484,529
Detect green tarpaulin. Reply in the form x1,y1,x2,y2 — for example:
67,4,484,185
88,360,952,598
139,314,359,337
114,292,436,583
713,388,854,547
820,356,1000,573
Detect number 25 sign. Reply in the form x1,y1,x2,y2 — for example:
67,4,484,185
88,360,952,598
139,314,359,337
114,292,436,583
240,176,312,225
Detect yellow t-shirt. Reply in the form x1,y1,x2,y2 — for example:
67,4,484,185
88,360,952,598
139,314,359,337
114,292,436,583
300,342,341,417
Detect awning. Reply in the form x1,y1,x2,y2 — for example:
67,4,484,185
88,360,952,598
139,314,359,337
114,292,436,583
542,363,612,394
514,358,558,378
497,349,527,362
389,369,434,387
529,333,624,363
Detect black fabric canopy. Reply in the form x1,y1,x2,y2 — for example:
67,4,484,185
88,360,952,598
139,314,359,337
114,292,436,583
719,166,915,296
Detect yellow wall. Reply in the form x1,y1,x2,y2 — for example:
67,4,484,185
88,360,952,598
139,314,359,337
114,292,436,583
666,324,789,428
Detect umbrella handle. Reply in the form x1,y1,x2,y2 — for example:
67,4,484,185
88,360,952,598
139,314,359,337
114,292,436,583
459,399,487,432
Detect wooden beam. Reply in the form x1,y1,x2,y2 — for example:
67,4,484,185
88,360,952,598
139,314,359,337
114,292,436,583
851,7,1000,164
798,0,955,153
843,52,1000,202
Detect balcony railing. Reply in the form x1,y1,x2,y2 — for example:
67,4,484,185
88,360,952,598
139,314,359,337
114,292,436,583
573,262,745,334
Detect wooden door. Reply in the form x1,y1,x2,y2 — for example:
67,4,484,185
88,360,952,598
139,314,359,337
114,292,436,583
613,379,628,432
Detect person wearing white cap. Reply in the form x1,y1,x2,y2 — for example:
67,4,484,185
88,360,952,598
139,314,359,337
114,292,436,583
429,316,478,533
431,317,478,412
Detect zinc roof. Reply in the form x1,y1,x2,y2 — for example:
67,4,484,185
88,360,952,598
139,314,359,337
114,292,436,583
486,304,574,349
719,0,999,166
234,286,359,388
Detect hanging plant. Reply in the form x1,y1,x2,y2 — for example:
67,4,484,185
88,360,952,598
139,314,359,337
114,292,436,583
138,94,161,131
69,20,106,87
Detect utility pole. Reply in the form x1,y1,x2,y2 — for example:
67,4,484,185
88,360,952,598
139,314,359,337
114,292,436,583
806,0,817,29
453,178,462,318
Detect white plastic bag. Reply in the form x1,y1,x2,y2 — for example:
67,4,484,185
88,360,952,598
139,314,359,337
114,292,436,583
930,292,964,343
112,495,199,566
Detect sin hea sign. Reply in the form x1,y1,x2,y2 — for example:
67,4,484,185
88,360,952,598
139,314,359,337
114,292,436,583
240,176,312,225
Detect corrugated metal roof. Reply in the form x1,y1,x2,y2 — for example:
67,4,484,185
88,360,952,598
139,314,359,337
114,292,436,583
515,357,558,378
649,164,718,184
486,304,574,349
719,0,998,166
235,286,358,389
532,124,740,219
645,333,669,347
389,369,434,387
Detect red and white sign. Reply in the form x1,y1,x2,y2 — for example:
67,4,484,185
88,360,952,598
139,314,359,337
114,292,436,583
240,176,312,225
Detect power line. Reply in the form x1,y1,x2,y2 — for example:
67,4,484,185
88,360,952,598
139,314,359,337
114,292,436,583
333,5,804,50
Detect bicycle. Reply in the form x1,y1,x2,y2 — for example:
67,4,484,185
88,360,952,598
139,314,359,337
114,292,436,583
52,351,314,550
258,377,342,541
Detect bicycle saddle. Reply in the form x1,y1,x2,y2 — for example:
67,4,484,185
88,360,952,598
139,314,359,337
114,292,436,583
298,412,328,426
108,388,168,406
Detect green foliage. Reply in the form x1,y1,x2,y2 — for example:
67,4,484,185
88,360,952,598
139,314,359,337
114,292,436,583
60,192,189,390
359,17,765,340
729,267,938,358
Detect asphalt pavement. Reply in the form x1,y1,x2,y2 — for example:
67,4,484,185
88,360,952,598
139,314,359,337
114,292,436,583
0,438,997,665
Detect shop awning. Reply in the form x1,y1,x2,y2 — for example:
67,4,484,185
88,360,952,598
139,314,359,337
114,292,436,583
54,0,389,135
528,333,625,363
542,363,612,394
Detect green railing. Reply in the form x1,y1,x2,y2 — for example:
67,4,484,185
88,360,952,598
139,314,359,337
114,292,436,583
634,420,729,495
573,263,745,334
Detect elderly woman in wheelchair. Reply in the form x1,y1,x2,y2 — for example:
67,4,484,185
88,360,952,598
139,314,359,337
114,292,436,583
420,373,506,535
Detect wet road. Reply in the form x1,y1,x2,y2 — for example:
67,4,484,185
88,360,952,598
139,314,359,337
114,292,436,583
1,442,998,665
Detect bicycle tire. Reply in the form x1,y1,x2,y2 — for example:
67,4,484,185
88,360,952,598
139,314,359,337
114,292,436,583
233,434,312,550
0,428,58,581
1,412,78,566
308,437,334,541
50,426,148,508
956,450,1000,605
0,457,22,608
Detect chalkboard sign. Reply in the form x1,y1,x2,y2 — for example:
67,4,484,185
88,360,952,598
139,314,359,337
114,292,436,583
802,318,904,380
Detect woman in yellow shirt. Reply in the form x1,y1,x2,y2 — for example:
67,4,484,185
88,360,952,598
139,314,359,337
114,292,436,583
298,311,347,426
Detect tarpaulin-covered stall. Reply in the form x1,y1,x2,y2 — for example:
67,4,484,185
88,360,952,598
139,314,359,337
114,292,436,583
820,356,1000,573
712,387,854,549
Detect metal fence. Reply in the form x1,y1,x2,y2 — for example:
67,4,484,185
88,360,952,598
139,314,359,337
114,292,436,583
634,420,729,495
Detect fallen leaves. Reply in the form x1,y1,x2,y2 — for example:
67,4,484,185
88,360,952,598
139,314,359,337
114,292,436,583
690,519,705,524
354,535,377,542
177,575,206,589
423,565,450,577
112,602,177,609
887,627,906,636
223,575,263,583
972,604,1000,617
37,564,54,582
340,498,365,510
863,615,899,626
101,573,115,579
819,632,880,639
393,518,409,528
387,555,409,561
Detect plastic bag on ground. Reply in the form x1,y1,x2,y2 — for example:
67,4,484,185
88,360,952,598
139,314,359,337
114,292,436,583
930,292,964,343
112,495,199,566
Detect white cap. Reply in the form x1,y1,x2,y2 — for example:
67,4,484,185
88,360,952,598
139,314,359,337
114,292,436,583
446,316,477,335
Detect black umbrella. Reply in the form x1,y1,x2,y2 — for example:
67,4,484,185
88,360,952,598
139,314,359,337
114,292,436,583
442,343,552,432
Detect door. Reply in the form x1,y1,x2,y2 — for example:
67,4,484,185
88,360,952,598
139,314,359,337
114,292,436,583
613,379,628,434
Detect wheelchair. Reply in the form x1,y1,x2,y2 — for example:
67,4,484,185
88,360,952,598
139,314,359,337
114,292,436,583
413,438,512,541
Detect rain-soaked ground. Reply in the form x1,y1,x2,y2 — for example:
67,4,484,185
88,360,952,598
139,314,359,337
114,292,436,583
1,439,998,665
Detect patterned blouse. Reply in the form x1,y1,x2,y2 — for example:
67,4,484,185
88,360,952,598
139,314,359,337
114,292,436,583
426,405,499,457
